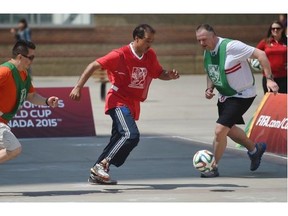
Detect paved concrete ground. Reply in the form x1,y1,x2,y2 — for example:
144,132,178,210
0,74,287,215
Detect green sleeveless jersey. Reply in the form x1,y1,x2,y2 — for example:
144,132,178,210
1,62,31,121
204,39,237,96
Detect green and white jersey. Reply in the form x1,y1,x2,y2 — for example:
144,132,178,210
204,37,256,98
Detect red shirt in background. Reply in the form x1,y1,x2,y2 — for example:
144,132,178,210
257,38,287,78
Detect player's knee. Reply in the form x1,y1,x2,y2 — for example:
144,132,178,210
214,126,228,138
121,133,139,153
7,146,22,157
2,128,22,151
125,128,139,140
128,132,140,145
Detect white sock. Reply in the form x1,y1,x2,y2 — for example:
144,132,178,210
249,147,257,155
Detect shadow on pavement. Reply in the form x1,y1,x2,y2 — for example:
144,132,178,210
0,135,286,186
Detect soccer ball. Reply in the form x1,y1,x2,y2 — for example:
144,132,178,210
249,59,263,72
192,150,215,172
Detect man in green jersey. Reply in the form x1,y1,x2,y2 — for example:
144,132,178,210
195,24,279,178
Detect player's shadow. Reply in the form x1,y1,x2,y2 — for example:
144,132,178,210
0,189,115,198
105,183,247,193
120,183,247,189
0,183,247,198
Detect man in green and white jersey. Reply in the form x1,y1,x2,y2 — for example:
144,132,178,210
195,24,279,178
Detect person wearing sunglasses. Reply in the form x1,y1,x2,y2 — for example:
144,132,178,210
0,40,59,164
256,20,287,94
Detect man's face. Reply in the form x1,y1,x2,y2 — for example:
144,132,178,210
196,29,215,51
135,31,155,54
19,48,35,70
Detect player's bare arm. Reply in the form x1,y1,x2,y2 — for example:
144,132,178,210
26,92,59,108
251,49,279,94
70,61,102,101
205,76,215,99
158,69,180,80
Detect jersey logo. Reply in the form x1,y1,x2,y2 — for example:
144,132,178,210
207,64,222,86
129,67,147,89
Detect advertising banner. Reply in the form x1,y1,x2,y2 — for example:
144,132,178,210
247,93,287,155
9,87,96,138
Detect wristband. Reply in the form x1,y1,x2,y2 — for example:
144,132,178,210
45,98,49,106
266,74,274,81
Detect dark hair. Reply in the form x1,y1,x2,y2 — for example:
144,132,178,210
265,20,287,45
196,24,216,34
132,24,156,39
19,18,28,28
12,40,36,58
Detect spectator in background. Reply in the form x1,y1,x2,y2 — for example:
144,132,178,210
256,20,287,94
279,14,287,36
10,18,33,77
10,18,32,42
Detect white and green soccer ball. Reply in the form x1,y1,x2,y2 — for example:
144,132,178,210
192,150,215,172
249,59,263,72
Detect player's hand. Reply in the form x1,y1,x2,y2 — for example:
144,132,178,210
69,87,81,101
47,96,59,108
205,88,215,99
266,79,279,95
168,69,180,80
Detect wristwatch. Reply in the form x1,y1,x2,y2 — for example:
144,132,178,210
266,74,274,81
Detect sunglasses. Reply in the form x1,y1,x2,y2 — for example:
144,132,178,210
21,54,35,61
271,27,282,31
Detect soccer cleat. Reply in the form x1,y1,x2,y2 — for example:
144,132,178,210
248,142,267,171
90,163,110,181
88,174,117,185
200,167,219,178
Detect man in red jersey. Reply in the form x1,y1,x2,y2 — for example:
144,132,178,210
69,24,180,184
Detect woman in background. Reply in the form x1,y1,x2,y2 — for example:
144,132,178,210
256,20,287,94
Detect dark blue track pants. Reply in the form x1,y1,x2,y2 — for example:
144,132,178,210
94,106,140,167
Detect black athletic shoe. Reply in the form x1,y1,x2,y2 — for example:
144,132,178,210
248,142,267,171
200,167,220,178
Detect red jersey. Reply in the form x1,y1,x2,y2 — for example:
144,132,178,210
257,38,287,78
97,44,163,120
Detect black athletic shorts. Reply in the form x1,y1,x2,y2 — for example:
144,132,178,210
216,96,256,128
